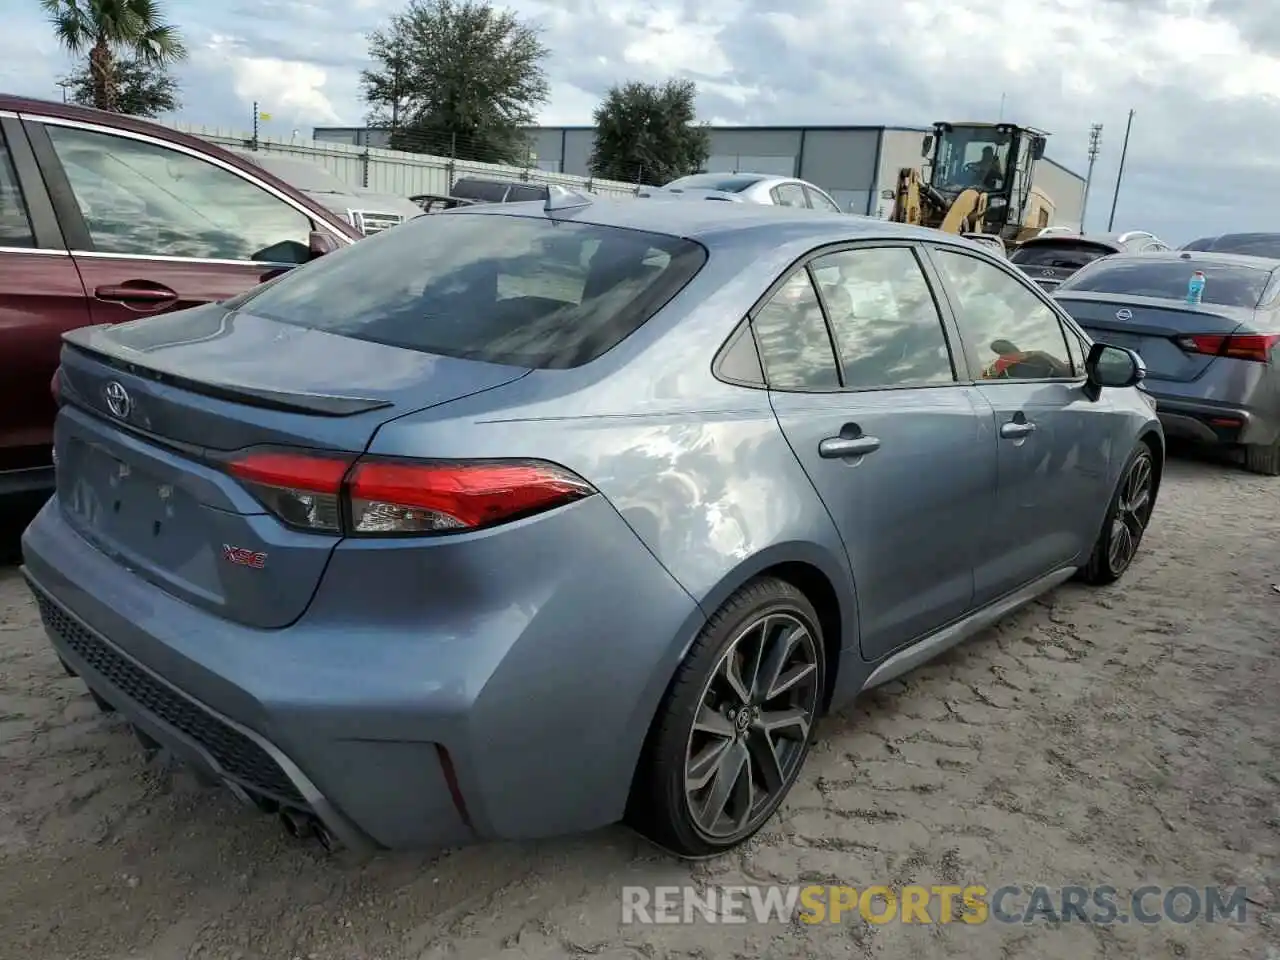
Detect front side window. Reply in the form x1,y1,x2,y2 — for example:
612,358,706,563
750,270,841,390
238,212,707,369
932,248,1075,381
809,247,956,388
0,134,34,247
45,124,312,262
772,183,806,208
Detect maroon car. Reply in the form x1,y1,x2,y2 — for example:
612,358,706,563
0,95,362,501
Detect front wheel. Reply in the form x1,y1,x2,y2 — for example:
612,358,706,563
1079,442,1157,585
628,578,825,858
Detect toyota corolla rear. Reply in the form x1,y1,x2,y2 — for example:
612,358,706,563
1054,253,1280,450
21,207,711,850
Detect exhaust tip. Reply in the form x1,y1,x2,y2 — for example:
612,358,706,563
279,808,315,840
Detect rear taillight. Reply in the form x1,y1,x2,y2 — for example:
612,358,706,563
225,451,594,536
1176,333,1280,363
227,451,352,533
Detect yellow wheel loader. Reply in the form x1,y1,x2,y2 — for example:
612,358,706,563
890,122,1051,242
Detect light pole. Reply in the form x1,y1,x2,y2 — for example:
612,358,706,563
1107,109,1135,232
1080,124,1102,232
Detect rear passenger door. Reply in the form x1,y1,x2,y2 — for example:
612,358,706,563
23,115,329,326
926,245,1112,603
755,242,996,662
0,116,89,482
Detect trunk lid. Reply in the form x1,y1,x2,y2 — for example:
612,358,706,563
1054,292,1254,383
54,303,529,628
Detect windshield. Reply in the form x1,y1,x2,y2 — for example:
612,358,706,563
1011,240,1116,270
247,155,352,194
237,212,708,368
1057,259,1272,308
933,127,1013,194
665,174,764,193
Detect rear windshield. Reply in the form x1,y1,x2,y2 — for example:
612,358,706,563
1010,240,1115,270
450,178,513,202
1184,235,1280,259
666,174,763,193
237,212,708,368
1056,259,1272,308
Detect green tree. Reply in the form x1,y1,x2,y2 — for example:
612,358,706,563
589,79,710,185
41,0,186,112
360,0,549,165
61,56,180,117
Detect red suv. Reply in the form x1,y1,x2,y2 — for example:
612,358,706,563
0,95,361,500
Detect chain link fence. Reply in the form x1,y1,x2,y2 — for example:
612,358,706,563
168,123,642,200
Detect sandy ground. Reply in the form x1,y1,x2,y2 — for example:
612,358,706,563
0,455,1277,960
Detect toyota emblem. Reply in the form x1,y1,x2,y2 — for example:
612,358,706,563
104,381,132,419
1115,309,1133,321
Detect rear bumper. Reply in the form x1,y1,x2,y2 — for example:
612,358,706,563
21,493,701,850
1145,393,1279,446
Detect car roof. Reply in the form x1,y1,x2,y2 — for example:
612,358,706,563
1019,233,1123,250
0,93,362,239
1185,232,1280,247
448,196,968,249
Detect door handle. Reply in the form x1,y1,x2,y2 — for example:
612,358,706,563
93,282,179,305
819,435,881,459
1000,420,1037,439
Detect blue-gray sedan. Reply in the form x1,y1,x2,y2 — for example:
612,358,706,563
22,196,1163,858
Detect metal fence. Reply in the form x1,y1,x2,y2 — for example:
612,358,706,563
168,123,642,199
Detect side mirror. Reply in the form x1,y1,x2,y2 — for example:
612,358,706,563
308,230,341,259
921,135,934,157
1084,342,1144,400
1032,139,1046,160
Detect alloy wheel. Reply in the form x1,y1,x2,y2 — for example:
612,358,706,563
683,611,820,841
1108,453,1154,574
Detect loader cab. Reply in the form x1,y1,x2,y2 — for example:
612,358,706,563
921,122,1047,239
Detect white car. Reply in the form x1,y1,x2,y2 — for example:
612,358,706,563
232,152,424,236
640,172,849,213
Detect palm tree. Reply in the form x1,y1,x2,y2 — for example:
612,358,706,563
41,0,186,112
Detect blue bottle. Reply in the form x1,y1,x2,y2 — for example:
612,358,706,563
1186,271,1205,304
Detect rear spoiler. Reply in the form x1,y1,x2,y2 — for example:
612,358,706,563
61,325,393,418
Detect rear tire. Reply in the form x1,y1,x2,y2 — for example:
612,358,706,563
1243,441,1280,476
627,577,825,858
1079,442,1157,586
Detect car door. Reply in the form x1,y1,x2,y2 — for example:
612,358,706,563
0,115,90,486
24,116,329,325
926,244,1113,604
754,242,996,662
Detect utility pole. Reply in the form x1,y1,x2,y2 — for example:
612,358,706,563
1080,124,1102,233
1107,109,1135,231
251,101,259,151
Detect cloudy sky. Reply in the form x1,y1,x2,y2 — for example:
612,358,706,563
2,0,1276,243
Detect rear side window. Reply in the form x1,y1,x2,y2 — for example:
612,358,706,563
238,212,708,369
1010,241,1115,270
750,271,841,390
0,134,34,247
1058,259,1271,308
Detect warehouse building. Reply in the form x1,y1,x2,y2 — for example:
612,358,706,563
313,123,1086,228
